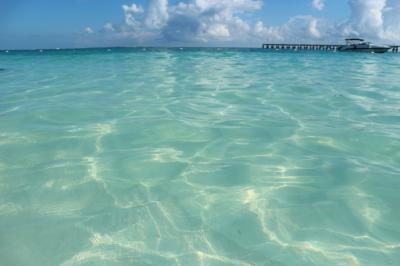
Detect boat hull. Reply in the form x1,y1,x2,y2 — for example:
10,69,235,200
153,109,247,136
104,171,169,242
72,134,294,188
338,47,390,53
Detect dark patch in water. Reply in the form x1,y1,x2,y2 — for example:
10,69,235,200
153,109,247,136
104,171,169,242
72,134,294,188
0,68,5,71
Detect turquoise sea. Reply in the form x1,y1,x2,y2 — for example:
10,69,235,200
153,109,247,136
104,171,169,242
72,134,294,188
1,48,400,266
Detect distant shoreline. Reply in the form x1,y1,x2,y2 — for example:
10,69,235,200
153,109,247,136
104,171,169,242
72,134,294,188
0,46,263,52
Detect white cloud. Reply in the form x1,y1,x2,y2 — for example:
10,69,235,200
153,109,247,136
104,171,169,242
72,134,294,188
254,21,283,42
206,24,231,39
194,0,262,12
161,0,262,42
383,5,400,41
348,0,386,36
103,22,116,32
307,18,321,38
86,0,400,45
122,3,143,14
344,0,400,42
145,0,169,29
312,0,325,11
122,3,144,29
254,16,327,43
85,27,94,34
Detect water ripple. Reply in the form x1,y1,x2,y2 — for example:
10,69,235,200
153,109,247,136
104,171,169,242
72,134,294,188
0,49,399,265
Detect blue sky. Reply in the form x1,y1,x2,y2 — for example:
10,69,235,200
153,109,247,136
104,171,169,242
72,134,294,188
1,0,399,49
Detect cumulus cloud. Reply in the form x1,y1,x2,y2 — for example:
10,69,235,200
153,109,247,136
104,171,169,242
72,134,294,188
254,16,329,43
383,5,400,41
194,0,262,12
85,27,94,34
122,3,143,14
348,0,386,36
312,0,325,11
160,0,262,42
103,22,116,32
343,0,400,42
145,0,169,29
86,0,400,46
122,3,144,30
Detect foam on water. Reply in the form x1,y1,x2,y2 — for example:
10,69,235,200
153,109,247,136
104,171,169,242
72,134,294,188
1,48,400,265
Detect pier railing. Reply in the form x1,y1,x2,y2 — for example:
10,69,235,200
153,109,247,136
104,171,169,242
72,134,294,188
262,43,400,53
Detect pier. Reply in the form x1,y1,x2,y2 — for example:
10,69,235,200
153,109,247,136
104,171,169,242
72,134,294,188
262,43,340,51
390,46,400,53
262,43,400,53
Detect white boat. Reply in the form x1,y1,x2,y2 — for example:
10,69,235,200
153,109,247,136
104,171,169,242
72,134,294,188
338,38,390,53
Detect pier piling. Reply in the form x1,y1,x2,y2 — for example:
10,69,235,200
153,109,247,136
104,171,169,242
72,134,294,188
262,43,399,53
390,46,399,53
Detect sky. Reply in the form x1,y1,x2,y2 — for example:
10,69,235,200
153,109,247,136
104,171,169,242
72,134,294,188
1,0,400,49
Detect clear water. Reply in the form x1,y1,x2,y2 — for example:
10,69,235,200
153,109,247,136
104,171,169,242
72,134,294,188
1,48,400,266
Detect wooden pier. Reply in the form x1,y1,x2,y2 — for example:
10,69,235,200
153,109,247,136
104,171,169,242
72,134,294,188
390,46,399,53
262,43,400,53
262,43,340,51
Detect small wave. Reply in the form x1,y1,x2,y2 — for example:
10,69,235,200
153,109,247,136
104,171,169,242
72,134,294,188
0,106,21,116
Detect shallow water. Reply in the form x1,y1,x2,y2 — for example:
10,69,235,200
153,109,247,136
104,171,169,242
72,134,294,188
1,48,400,265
